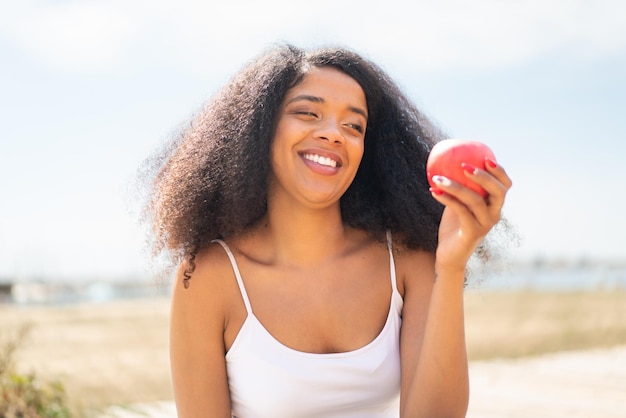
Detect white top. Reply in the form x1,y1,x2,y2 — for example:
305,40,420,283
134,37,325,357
213,234,403,418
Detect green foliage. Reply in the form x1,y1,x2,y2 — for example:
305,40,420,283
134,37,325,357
0,324,72,418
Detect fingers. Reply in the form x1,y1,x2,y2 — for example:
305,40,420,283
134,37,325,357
480,158,513,202
485,158,513,189
465,159,511,213
429,158,512,228
482,158,512,218
430,175,494,229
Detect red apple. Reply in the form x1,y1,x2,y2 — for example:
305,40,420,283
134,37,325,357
426,139,495,197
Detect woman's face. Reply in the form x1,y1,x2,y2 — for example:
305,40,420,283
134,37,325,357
269,66,368,209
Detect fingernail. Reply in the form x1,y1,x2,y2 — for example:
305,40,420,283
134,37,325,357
432,175,450,186
429,187,444,196
486,158,497,168
461,163,478,174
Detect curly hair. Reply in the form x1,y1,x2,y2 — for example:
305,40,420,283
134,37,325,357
139,44,447,278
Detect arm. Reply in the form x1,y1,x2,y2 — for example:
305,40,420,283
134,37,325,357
169,248,233,418
400,159,512,417
399,253,469,418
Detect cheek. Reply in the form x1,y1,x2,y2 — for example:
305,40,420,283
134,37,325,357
271,121,295,154
269,132,291,175
350,139,365,163
269,142,281,174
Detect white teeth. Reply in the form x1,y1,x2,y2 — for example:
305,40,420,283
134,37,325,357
304,153,337,168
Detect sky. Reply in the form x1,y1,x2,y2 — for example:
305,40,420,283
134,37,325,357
1,0,625,281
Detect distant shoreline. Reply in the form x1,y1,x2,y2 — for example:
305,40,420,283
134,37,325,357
2,263,625,305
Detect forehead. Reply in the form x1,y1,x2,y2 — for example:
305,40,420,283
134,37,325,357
284,67,367,110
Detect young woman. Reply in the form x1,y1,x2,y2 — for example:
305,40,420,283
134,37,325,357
141,45,512,417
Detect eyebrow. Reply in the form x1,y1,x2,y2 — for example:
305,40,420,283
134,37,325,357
286,94,368,119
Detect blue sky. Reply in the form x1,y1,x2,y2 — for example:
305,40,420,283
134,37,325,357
1,0,625,280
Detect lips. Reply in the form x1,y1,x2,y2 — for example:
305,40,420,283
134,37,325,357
299,150,343,169
302,153,339,168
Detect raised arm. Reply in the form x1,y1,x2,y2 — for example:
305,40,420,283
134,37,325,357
400,159,512,417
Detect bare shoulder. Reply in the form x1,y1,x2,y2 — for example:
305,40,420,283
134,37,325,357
391,243,436,298
184,242,237,288
171,241,242,327
170,242,238,416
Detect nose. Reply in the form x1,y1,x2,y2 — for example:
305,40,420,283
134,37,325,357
314,118,344,144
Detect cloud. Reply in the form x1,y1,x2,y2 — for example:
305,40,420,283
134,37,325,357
1,0,625,76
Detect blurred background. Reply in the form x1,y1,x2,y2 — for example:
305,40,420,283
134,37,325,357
1,0,625,300
1,1,625,415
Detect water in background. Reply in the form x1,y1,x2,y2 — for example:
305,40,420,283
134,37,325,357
467,263,626,292
0,278,171,305
1,263,625,305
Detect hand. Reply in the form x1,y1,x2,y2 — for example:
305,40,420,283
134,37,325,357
429,158,512,275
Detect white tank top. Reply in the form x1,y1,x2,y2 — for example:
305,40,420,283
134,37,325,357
213,233,403,418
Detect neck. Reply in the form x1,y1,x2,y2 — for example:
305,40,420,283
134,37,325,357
261,200,351,268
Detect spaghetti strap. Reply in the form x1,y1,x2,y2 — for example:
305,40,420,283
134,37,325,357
212,239,253,314
385,230,399,294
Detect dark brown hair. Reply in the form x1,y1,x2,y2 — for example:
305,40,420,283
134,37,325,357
139,44,446,277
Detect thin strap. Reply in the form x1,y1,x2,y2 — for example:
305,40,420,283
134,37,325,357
212,239,253,314
385,230,398,293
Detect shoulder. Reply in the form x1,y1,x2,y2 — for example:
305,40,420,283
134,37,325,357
392,244,436,355
390,238,436,298
177,241,236,288
171,241,242,328
193,241,238,283
169,241,238,415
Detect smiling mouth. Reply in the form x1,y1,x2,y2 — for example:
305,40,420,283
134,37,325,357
302,153,340,168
